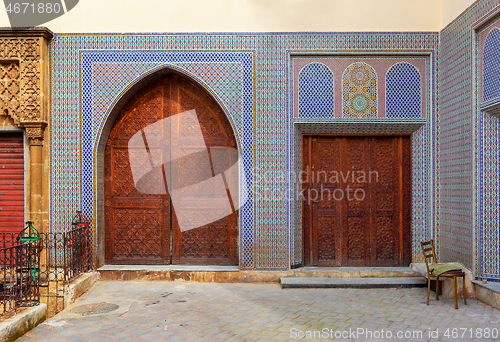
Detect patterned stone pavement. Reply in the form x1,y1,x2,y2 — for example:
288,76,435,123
17,281,500,341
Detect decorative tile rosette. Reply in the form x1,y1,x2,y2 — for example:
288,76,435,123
342,62,377,118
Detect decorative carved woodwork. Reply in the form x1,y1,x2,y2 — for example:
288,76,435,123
0,28,52,146
303,136,411,267
105,74,238,265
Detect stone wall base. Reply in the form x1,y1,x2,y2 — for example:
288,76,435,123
0,304,46,342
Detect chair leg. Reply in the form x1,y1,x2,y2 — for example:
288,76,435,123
463,275,467,305
454,276,458,309
427,278,430,305
436,276,439,300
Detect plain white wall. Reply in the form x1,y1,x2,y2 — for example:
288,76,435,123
0,0,478,33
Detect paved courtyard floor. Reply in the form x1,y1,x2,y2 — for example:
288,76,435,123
17,281,500,342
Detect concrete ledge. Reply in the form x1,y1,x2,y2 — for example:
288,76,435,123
64,271,100,307
281,277,426,289
411,263,475,299
0,304,46,342
97,266,421,282
473,281,500,311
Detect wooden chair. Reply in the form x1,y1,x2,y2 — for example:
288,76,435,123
421,240,467,309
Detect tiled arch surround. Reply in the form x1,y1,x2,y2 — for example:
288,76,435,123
477,11,500,282
49,33,439,270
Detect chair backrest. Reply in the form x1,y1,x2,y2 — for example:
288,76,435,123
421,240,437,275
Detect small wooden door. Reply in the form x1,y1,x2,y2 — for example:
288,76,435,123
303,136,411,267
105,75,238,265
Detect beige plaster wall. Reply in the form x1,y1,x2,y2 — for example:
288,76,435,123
442,0,477,29
0,0,479,33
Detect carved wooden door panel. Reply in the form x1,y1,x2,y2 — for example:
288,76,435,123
342,137,371,266
170,76,238,265
368,137,411,266
105,80,169,264
105,75,238,265
303,137,342,266
303,136,411,267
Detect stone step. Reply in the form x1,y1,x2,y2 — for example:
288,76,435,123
97,265,421,283
280,277,427,289
291,267,420,278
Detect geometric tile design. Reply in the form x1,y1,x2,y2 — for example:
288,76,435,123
292,56,428,119
440,0,500,281
290,55,434,267
50,32,440,271
481,113,499,276
479,20,500,281
43,0,500,280
386,62,421,119
342,63,377,118
298,63,334,118
483,28,500,103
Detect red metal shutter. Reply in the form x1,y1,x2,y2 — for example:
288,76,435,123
0,133,24,233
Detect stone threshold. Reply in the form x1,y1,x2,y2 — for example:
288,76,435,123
98,265,415,273
98,265,240,272
297,266,415,272
281,277,426,289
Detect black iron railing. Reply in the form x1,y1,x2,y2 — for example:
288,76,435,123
1,214,93,317
0,231,41,317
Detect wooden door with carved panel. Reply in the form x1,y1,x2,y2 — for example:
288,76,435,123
105,74,238,265
303,136,411,267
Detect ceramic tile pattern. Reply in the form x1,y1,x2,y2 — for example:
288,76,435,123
298,62,335,118
342,62,378,118
45,0,500,278
437,0,500,282
50,33,440,270
289,55,434,265
386,62,422,119
479,14,500,281
292,56,428,120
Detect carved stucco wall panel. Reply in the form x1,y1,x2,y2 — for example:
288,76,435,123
0,30,52,145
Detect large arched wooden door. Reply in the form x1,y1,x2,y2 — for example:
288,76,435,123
105,74,238,265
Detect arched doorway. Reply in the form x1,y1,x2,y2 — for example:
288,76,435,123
104,74,238,265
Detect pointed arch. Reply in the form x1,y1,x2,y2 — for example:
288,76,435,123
483,28,500,102
94,66,241,266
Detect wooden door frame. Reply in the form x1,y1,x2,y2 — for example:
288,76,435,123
302,134,413,267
